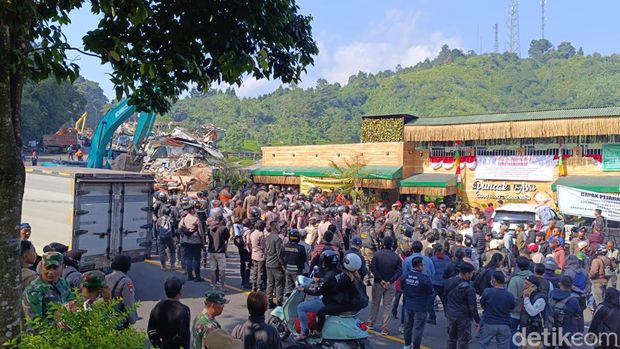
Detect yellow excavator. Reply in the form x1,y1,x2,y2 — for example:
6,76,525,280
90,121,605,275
74,112,88,134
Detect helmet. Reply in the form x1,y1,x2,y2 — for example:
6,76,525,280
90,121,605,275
278,193,285,199
249,206,261,218
290,202,299,210
596,245,607,255
266,202,275,209
337,206,346,213
385,222,393,229
288,229,300,242
156,192,168,203
162,207,171,216
179,195,191,206
401,224,414,238
319,250,340,270
169,194,178,205
298,193,307,201
343,253,362,272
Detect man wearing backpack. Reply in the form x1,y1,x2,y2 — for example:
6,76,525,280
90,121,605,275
444,262,479,349
507,257,534,349
589,246,615,308
521,275,547,348
548,276,582,346
156,207,176,271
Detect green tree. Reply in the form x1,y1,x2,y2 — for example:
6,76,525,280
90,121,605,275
0,0,317,343
556,41,576,59
528,39,553,59
73,77,108,127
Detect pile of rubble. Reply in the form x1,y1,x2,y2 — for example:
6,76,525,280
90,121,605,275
141,126,225,193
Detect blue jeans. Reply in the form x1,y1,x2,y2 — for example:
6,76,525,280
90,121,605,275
479,323,511,349
233,223,243,237
403,309,428,349
183,243,202,279
509,317,520,349
297,297,324,334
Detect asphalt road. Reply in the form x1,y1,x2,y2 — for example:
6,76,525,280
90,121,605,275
128,247,594,349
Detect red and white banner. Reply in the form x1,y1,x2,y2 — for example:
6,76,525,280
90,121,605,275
429,156,476,170
476,156,555,182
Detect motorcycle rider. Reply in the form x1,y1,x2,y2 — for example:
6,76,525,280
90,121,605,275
296,252,368,340
295,250,341,340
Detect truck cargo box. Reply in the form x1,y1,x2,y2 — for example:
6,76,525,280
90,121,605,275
22,166,154,270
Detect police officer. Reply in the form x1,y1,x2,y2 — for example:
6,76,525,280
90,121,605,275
62,250,84,290
397,224,415,258
283,229,308,295
360,215,378,286
22,251,74,320
105,254,138,326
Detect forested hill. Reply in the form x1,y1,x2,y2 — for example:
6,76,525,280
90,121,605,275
165,40,620,152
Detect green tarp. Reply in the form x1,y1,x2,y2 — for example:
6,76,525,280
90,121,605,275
399,173,457,188
603,144,620,172
551,176,620,193
251,166,402,180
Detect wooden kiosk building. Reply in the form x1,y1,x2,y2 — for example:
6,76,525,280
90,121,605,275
251,107,620,206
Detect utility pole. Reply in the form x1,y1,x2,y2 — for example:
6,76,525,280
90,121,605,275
494,23,499,53
541,0,546,39
508,0,520,56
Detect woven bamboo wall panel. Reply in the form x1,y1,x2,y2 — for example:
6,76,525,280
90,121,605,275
405,117,620,142
261,142,404,167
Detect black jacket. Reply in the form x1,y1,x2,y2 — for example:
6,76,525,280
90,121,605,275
283,242,307,272
443,259,464,280
370,248,402,284
147,299,190,349
444,276,480,323
306,271,357,306
232,315,282,349
589,288,620,349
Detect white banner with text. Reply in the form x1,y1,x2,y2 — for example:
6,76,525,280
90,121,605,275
475,156,555,182
557,185,620,221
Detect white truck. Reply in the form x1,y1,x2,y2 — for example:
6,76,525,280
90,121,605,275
22,167,154,270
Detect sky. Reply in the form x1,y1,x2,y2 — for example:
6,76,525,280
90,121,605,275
64,0,620,100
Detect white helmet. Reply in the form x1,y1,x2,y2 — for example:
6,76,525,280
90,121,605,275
343,253,362,272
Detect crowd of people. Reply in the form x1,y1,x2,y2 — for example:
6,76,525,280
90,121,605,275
17,182,620,349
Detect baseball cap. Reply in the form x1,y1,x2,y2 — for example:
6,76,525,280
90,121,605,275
527,243,538,252
549,237,560,245
577,241,589,250
351,237,363,246
203,329,243,349
544,259,558,271
204,290,229,305
19,223,31,230
82,270,106,289
41,251,64,267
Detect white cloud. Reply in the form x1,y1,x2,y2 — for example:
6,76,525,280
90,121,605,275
233,9,462,96
319,10,462,85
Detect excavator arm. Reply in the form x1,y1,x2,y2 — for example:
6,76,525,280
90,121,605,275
74,112,88,133
86,98,155,168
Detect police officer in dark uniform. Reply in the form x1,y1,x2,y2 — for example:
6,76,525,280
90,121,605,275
283,229,307,295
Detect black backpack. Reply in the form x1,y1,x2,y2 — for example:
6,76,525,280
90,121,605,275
546,295,578,329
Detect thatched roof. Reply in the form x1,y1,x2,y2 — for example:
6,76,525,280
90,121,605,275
405,107,620,142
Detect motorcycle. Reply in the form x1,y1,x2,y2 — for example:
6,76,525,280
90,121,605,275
267,274,372,349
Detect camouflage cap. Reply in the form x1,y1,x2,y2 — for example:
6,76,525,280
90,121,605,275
204,290,229,305
41,251,64,267
82,270,106,289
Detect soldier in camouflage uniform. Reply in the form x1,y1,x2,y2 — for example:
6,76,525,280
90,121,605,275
22,251,74,320
192,290,229,349
360,215,379,286
81,270,111,311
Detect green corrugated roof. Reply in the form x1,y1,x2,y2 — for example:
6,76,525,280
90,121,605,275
551,176,620,193
252,166,334,177
251,166,402,179
399,173,457,187
407,106,620,126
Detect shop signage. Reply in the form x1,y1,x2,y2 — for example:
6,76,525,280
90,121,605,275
476,156,555,182
299,176,351,194
602,144,620,171
471,180,538,201
557,185,620,221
